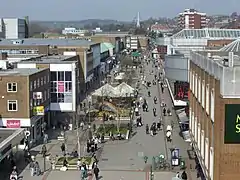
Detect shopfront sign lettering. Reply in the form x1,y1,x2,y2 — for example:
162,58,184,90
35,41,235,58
235,115,240,133
6,120,20,128
225,104,240,143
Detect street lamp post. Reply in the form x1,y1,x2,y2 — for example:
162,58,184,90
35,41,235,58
76,106,81,159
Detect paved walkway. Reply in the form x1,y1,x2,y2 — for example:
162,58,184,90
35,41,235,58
98,58,189,174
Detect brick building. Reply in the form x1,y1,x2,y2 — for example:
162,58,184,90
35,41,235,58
189,50,240,180
0,67,50,143
178,9,207,29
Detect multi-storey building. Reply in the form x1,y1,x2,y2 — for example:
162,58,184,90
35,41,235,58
0,38,101,91
0,18,29,39
178,9,206,29
0,66,50,143
189,50,240,180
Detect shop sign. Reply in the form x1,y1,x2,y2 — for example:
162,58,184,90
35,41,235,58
33,92,43,100
33,106,44,115
6,120,20,128
224,104,240,143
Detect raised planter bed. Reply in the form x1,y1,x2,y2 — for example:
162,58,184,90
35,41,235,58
54,156,94,170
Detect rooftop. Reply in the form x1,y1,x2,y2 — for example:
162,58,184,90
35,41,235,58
0,68,47,76
191,50,240,97
18,55,77,64
0,129,16,144
172,28,240,39
0,38,97,46
219,38,240,52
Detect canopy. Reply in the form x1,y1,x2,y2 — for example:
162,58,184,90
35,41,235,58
92,83,117,97
114,82,135,97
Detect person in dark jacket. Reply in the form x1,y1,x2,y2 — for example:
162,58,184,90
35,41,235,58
93,166,100,180
181,171,188,180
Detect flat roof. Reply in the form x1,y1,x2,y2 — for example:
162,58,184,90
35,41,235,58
0,129,16,144
0,68,47,76
18,55,77,64
0,38,97,46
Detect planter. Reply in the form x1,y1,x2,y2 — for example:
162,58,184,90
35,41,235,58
54,156,94,170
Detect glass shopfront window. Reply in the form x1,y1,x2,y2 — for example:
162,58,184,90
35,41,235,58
50,71,73,103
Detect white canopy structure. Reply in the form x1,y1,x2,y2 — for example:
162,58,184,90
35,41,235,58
114,82,135,97
92,83,117,97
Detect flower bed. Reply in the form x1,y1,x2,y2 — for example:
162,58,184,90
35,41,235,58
96,124,128,135
55,156,94,170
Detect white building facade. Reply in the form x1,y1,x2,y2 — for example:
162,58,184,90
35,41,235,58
62,27,87,36
2,18,26,39
17,62,77,112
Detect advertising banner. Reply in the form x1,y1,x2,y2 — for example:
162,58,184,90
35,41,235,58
33,106,44,115
6,120,20,128
224,104,240,143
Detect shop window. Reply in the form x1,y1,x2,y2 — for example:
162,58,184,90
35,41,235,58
64,93,72,103
58,71,64,81
65,82,72,92
65,71,72,81
57,93,64,102
50,82,57,92
51,72,57,81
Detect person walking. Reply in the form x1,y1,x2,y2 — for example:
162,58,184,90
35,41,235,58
181,171,188,180
93,165,100,180
61,143,66,156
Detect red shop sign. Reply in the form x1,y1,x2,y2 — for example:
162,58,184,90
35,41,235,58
6,120,21,128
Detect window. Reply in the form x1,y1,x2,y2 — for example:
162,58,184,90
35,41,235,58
33,80,36,89
198,77,201,103
40,77,43,86
51,72,57,81
30,81,33,91
195,74,198,98
206,84,209,115
189,71,192,89
192,73,195,94
47,75,49,82
7,82,17,92
44,76,46,84
65,71,72,81
202,80,205,108
51,93,57,103
44,90,47,101
33,99,37,106
47,89,50,99
51,82,57,92
30,99,33,109
65,82,72,92
8,100,18,111
205,138,209,170
58,71,64,81
64,93,72,103
37,78,40,87
210,89,215,122
57,93,64,102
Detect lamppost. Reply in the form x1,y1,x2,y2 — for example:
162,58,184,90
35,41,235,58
76,105,81,158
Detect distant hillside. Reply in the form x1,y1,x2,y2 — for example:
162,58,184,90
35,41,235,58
31,19,131,29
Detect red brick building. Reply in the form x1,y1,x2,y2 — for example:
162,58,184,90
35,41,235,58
178,9,207,29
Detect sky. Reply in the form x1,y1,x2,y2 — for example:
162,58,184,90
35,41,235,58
0,0,239,21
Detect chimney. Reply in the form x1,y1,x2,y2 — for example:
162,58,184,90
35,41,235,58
0,52,8,60
228,52,234,67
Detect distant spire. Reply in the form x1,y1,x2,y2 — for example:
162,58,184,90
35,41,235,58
136,12,140,28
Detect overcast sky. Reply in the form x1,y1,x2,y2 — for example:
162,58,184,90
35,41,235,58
0,0,239,21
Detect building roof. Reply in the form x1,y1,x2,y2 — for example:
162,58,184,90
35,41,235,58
100,42,115,53
0,38,97,47
18,55,77,64
172,28,240,39
0,68,47,76
219,38,240,52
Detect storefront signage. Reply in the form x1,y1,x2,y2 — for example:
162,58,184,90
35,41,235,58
33,92,42,100
33,106,44,115
224,104,240,143
6,120,20,128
